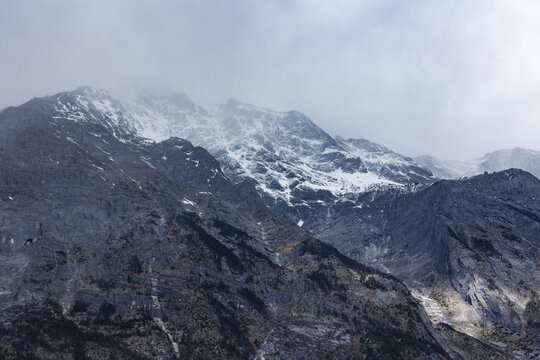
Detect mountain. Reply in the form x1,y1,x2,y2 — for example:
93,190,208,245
123,91,435,201
121,89,438,256
53,87,436,237
2,86,536,358
118,89,538,358
0,87,493,359
416,148,540,180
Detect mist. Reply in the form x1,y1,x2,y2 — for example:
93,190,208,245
1,0,539,160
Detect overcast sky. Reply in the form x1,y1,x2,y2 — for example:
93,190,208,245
1,0,539,159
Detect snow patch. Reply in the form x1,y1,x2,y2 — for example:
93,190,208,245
182,198,197,207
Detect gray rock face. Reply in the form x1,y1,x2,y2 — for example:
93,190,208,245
314,170,540,356
0,90,470,359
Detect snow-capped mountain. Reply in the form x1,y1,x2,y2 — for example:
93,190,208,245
416,148,540,180
2,86,538,357
50,86,435,208
1,87,459,359
126,91,435,204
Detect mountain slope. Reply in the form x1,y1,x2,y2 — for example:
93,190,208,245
336,136,433,185
117,88,539,357
315,169,540,357
0,88,469,359
119,91,539,358
123,91,435,203
41,87,435,227
416,148,540,179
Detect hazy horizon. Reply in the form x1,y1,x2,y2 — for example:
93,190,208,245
1,0,539,160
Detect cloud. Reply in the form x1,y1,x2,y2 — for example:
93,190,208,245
1,0,539,159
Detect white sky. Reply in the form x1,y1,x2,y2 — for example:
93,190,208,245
1,0,539,159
